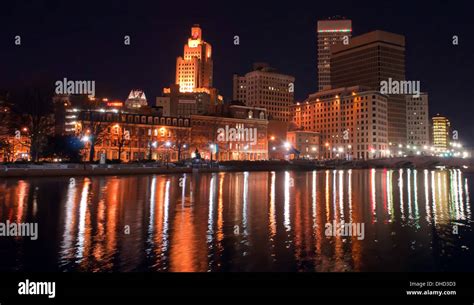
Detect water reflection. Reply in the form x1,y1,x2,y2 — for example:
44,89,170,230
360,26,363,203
0,169,473,272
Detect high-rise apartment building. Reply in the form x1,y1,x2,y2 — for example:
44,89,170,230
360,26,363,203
176,24,213,92
291,86,389,160
432,114,450,151
233,63,295,122
331,30,407,146
317,19,352,91
406,94,429,147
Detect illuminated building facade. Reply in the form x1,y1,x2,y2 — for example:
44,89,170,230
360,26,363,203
233,63,295,122
317,18,352,91
160,25,222,116
53,94,127,136
286,130,320,159
190,105,268,161
331,30,406,146
292,86,389,160
78,108,191,162
0,101,31,162
432,114,450,152
267,120,290,160
125,89,148,109
176,24,213,93
156,84,222,117
406,94,429,147
76,103,269,162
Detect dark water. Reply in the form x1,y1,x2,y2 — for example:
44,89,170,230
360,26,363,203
0,169,472,272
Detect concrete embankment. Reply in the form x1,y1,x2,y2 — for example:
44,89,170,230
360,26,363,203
0,157,472,178
0,164,192,178
0,162,324,178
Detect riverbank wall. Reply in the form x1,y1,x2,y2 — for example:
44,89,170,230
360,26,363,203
0,156,472,178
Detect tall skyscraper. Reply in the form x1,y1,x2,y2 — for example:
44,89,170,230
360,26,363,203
176,24,213,93
317,19,352,91
233,63,295,122
432,114,450,152
160,25,222,116
331,30,407,145
406,94,429,147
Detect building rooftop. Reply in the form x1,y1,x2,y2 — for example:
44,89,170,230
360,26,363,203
332,30,405,54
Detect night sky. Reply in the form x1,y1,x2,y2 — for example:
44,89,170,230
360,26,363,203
1,0,473,145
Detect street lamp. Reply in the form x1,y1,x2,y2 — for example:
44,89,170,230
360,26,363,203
165,141,172,167
324,142,331,159
209,143,216,163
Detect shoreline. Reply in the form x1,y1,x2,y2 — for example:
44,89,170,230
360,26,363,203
0,157,472,178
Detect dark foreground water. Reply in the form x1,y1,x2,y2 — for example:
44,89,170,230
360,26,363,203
0,169,472,272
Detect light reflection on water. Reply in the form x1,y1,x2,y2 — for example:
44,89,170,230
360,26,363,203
0,169,472,272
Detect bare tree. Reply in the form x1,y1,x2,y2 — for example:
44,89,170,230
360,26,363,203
79,104,108,162
0,98,13,161
0,138,14,162
114,125,129,162
12,88,54,162
173,127,190,161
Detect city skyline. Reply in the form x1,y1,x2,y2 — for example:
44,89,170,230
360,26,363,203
0,3,473,303
1,1,473,145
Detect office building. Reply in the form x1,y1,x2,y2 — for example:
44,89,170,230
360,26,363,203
406,94,429,147
160,25,222,116
176,24,213,92
432,114,450,151
292,86,389,160
317,18,352,91
233,63,294,122
331,30,406,145
286,130,320,159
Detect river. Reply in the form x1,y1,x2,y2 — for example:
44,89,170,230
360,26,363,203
0,169,472,272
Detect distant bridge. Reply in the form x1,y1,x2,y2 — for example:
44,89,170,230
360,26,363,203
364,156,473,171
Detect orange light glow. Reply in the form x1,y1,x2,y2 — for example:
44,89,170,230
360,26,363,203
107,102,123,107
